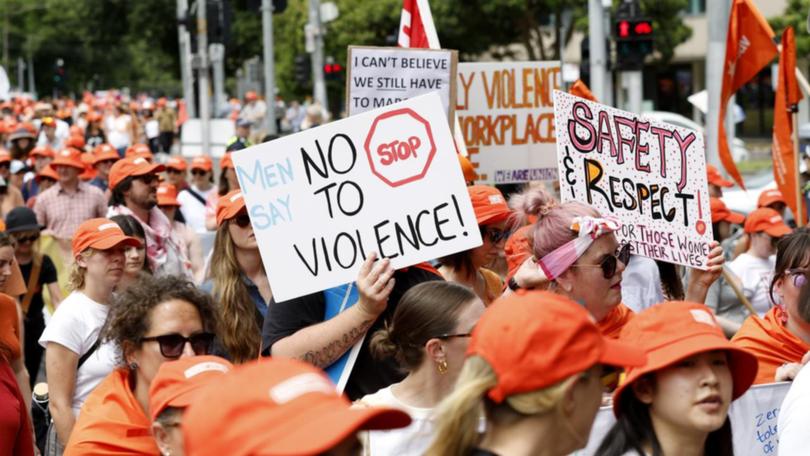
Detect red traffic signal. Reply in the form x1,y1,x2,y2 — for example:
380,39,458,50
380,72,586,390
634,21,653,35
323,63,343,74
615,18,653,40
618,20,631,38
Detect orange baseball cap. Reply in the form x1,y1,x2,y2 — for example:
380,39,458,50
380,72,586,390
72,218,142,257
468,290,646,403
190,155,213,172
29,146,55,159
216,190,246,226
757,189,786,208
457,154,477,183
504,225,533,280
157,183,181,207
92,143,119,164
51,148,85,170
710,197,745,224
65,135,86,151
743,207,791,236
148,356,233,422
41,116,56,127
244,90,258,101
220,152,234,170
166,156,188,172
0,149,11,164
706,165,734,188
125,143,154,162
468,185,511,226
612,301,758,416
182,358,411,456
108,156,166,189
36,165,59,182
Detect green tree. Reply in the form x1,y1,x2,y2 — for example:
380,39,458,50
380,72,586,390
769,0,810,55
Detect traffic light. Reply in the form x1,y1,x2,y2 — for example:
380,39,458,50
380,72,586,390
323,63,343,81
614,17,654,70
294,54,311,86
53,59,66,88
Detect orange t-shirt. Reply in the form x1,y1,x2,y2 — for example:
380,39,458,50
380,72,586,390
0,293,20,362
65,369,159,455
597,303,635,339
732,306,810,385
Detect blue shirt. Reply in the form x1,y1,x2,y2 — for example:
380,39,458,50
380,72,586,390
200,274,268,319
88,177,108,192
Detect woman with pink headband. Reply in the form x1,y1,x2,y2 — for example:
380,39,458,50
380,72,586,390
509,188,724,338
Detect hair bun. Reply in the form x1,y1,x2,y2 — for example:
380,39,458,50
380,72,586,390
510,187,558,226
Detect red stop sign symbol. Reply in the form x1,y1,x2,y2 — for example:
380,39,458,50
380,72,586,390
364,108,437,187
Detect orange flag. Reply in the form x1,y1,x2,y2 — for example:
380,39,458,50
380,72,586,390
569,79,598,102
719,0,778,189
772,27,805,224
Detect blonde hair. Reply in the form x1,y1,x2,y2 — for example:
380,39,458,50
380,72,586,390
67,250,94,292
208,222,262,363
425,356,577,456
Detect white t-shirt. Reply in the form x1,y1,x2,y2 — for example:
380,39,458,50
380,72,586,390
621,255,665,313
777,364,810,455
178,185,217,233
145,119,160,139
357,386,435,456
728,253,775,316
38,291,119,416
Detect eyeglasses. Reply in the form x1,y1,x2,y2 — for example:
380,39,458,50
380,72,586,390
435,332,473,340
191,169,208,176
571,243,632,280
14,234,39,244
140,332,214,359
788,269,808,289
480,226,512,244
232,212,251,228
135,174,158,185
166,168,183,175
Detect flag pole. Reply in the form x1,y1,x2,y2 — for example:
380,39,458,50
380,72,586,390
793,104,804,226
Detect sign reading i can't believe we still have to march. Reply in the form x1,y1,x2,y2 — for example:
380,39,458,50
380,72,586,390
232,92,481,302
553,90,712,269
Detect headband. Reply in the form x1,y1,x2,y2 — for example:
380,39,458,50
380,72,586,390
537,215,622,280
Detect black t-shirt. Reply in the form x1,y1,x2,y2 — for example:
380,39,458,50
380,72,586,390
18,255,58,322
261,267,442,400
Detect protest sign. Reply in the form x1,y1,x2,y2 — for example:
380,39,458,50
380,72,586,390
575,382,790,456
455,61,561,184
553,90,713,269
346,46,457,121
232,92,480,302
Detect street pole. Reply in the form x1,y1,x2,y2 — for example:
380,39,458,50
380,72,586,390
706,0,731,168
178,0,196,118
197,0,211,155
588,0,608,102
624,71,642,113
262,0,278,135
210,43,226,118
308,0,328,111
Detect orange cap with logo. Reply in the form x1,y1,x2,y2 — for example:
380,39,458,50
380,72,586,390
468,290,646,404
216,190,246,226
166,156,188,172
92,143,120,164
29,146,54,159
108,156,166,189
191,155,213,172
125,143,154,162
743,207,791,236
65,135,86,151
757,189,786,208
220,152,234,170
72,218,142,257
182,358,411,456
148,356,233,422
710,197,745,224
157,183,181,207
612,301,758,416
706,165,734,188
51,148,85,170
468,185,511,226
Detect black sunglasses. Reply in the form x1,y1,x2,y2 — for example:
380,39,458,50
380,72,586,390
166,168,183,174
141,332,214,358
572,243,632,280
136,174,158,185
233,212,251,228
191,169,208,176
480,226,512,244
435,332,472,340
15,234,40,244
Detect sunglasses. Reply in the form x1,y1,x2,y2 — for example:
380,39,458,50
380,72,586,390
571,243,632,280
788,269,808,289
191,169,208,176
135,174,158,185
435,332,473,340
166,168,183,174
14,234,40,244
141,332,214,359
480,226,512,244
232,212,251,228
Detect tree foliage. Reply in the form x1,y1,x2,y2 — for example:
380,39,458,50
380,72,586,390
769,0,810,55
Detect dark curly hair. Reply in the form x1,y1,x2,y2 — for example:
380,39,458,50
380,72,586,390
102,275,219,365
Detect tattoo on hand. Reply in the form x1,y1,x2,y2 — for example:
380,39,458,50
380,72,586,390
301,318,374,367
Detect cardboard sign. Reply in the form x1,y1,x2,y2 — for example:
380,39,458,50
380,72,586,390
455,61,561,184
232,92,481,302
346,46,457,121
553,90,713,269
575,382,790,456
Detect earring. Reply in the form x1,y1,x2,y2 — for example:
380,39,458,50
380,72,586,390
437,360,448,374
128,362,139,370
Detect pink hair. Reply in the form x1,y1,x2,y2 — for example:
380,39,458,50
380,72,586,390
511,187,601,259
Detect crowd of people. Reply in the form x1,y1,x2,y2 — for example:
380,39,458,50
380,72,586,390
0,90,809,456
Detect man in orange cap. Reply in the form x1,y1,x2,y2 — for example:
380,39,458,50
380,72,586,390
176,156,217,233
164,156,189,192
183,358,411,456
757,188,787,218
88,144,119,191
36,115,69,150
22,146,54,200
157,183,204,282
33,148,107,241
107,157,191,278
706,164,734,197
728,207,792,317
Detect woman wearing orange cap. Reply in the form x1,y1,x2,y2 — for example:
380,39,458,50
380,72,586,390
204,152,239,231
177,155,216,233
732,228,810,384
597,301,758,456
202,190,271,363
21,146,54,201
39,218,141,451
109,214,150,291
64,275,220,455
426,291,645,456
359,281,484,455
157,183,204,282
439,185,511,305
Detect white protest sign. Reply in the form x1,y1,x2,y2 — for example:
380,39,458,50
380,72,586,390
232,92,481,302
347,46,457,121
455,61,561,184
553,90,713,269
575,382,790,456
